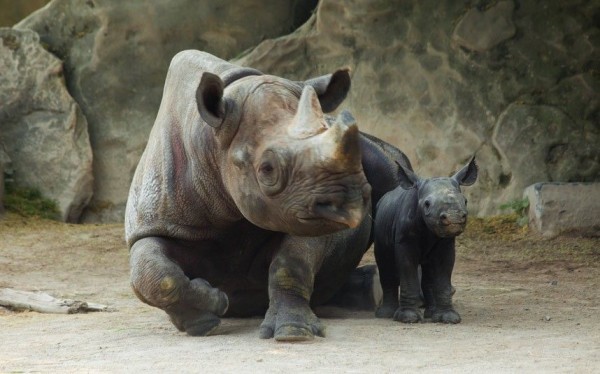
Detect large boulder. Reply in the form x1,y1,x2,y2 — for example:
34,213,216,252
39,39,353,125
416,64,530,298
0,28,93,222
234,0,600,216
524,182,600,237
15,0,317,222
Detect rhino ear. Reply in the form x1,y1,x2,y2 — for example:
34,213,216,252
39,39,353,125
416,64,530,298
304,68,351,113
453,156,478,186
395,160,419,189
196,72,226,128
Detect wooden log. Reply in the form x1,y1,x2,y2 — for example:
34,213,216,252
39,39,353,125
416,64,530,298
0,288,113,314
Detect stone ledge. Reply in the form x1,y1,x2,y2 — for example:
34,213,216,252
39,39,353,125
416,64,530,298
524,182,600,238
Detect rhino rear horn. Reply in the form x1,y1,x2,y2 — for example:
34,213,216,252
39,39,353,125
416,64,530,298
304,68,351,113
289,85,328,139
196,72,226,128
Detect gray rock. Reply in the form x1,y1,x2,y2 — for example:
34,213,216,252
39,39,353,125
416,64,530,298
524,182,600,237
15,0,317,222
234,0,599,217
0,146,9,216
452,0,516,52
0,28,93,222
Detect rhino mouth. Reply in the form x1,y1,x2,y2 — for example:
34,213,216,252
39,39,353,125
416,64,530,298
296,189,368,231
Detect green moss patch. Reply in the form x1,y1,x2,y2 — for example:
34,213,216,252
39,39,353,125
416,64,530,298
4,184,60,220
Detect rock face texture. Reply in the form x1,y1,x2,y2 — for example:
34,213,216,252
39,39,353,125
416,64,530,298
0,28,93,222
0,146,8,216
15,0,317,222
452,0,516,52
5,0,598,221
524,182,600,237
234,0,599,216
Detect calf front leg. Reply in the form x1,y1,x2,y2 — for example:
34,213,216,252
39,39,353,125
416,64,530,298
129,237,229,336
259,236,325,341
374,239,399,318
395,243,423,323
424,242,460,324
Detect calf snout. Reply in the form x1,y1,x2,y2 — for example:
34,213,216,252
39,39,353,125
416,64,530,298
440,210,467,226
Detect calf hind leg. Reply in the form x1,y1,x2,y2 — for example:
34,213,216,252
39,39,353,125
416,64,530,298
129,237,229,336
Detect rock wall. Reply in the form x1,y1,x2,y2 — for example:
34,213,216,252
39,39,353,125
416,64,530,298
0,28,93,221
4,0,598,221
234,0,599,216
15,0,317,222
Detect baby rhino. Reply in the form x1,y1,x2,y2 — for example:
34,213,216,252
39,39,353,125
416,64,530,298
374,157,478,324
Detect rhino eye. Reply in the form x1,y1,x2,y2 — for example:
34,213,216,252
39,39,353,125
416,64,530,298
260,162,274,174
464,198,468,206
257,150,287,195
424,200,431,209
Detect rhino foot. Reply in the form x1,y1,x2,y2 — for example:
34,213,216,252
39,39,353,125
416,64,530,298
393,307,423,323
375,303,397,318
430,309,461,324
259,302,325,341
167,307,222,336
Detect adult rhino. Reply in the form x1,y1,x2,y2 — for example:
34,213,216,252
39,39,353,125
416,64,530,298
126,50,408,341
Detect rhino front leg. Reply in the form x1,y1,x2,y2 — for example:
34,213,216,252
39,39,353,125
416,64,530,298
129,237,229,336
259,236,325,341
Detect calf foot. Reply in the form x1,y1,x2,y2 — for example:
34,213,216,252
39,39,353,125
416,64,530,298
259,300,325,341
431,309,461,324
393,307,423,323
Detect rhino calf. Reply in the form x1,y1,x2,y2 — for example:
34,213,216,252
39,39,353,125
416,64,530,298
374,157,478,324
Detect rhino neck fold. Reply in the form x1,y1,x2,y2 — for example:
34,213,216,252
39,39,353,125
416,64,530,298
186,124,244,230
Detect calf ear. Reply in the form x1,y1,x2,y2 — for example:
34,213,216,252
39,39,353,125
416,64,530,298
196,72,226,128
304,68,351,113
453,156,478,186
395,160,419,189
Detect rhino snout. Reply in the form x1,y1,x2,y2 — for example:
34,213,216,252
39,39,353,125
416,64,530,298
310,183,370,229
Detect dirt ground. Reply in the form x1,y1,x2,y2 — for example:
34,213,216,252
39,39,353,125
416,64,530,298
0,213,598,373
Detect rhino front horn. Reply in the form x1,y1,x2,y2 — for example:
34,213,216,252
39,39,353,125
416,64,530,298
323,110,361,172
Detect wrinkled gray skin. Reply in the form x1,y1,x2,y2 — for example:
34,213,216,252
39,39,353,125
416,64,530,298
374,157,478,324
126,50,398,341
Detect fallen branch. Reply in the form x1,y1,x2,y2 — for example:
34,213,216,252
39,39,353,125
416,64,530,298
0,288,114,314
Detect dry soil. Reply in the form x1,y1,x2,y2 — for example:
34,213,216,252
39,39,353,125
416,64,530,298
0,214,598,373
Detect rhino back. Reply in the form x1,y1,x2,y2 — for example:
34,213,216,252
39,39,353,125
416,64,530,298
359,132,411,215
125,51,253,247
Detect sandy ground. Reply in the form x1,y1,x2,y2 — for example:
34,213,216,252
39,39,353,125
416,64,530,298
0,214,598,373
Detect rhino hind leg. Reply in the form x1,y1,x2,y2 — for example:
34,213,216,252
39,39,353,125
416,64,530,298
129,237,229,336
324,264,382,311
